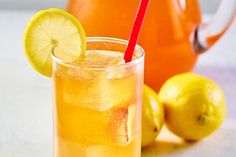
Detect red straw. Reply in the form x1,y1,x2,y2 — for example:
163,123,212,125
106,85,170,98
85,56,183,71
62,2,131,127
124,0,150,63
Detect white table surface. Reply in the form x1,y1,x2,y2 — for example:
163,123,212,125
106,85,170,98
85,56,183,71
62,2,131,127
0,11,235,157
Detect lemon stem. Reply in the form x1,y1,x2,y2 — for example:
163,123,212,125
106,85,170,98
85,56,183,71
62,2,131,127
197,113,209,125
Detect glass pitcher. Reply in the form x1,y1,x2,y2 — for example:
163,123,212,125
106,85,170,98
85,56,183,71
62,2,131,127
67,0,236,91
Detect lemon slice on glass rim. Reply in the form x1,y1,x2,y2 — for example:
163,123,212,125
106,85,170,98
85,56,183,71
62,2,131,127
23,8,86,77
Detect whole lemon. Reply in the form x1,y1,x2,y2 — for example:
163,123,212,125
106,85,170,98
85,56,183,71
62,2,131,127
142,85,165,147
159,73,226,141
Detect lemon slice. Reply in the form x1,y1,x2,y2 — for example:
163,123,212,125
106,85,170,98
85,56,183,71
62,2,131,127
23,8,86,77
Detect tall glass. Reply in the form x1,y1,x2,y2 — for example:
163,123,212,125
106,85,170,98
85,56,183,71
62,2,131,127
52,37,144,157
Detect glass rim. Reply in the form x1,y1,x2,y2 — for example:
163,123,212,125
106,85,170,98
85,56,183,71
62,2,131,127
51,37,145,71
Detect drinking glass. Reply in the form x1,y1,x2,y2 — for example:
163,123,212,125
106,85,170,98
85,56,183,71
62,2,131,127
52,37,144,157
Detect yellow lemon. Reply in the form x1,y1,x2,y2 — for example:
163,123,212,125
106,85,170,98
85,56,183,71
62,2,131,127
23,8,86,77
142,85,165,147
159,73,226,141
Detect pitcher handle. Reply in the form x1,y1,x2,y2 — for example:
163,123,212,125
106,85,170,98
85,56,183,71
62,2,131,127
193,0,236,53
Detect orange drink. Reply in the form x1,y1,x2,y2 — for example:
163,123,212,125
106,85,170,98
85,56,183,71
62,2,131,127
52,37,144,157
67,0,201,91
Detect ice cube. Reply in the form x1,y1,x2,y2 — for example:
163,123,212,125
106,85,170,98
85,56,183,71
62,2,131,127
67,66,99,80
87,145,112,157
63,71,136,112
86,144,137,157
61,50,136,112
107,56,125,66
105,68,126,79
76,50,125,67
106,104,136,145
57,137,86,157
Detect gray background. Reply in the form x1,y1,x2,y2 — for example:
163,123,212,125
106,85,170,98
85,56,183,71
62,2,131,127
0,0,221,13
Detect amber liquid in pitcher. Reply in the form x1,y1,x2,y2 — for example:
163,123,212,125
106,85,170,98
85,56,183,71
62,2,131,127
67,0,201,91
